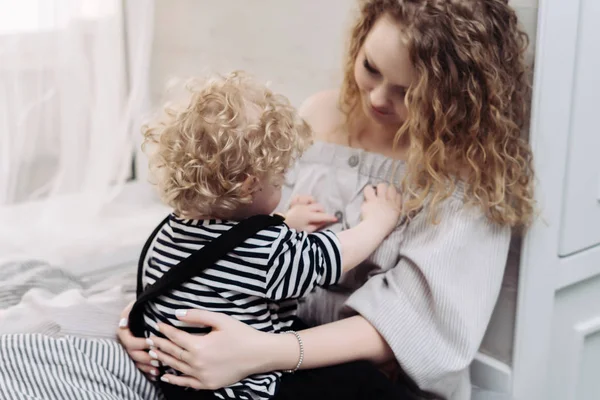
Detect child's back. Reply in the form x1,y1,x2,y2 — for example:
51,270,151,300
141,215,341,399
133,71,403,400
138,72,337,399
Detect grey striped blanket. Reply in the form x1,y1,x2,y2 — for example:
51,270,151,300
0,335,162,400
0,260,162,400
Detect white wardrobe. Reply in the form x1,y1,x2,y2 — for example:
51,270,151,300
510,0,600,398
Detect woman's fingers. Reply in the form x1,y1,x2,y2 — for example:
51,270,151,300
117,327,151,351
116,301,152,352
155,323,193,349
127,349,154,365
117,301,157,378
119,301,135,319
149,334,189,361
149,348,193,376
175,309,232,330
160,374,205,390
136,363,159,379
121,335,151,351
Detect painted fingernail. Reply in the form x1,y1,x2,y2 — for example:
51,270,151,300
150,369,158,376
151,360,161,367
149,350,158,359
146,338,154,347
160,376,170,383
175,309,187,317
118,318,128,328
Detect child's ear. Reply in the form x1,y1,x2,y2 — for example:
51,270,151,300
241,175,259,195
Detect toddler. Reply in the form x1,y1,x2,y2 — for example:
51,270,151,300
129,71,402,400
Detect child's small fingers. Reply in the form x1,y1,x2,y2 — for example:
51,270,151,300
308,203,325,213
363,185,376,201
292,195,315,206
376,183,388,198
386,184,398,200
309,212,338,224
396,194,403,206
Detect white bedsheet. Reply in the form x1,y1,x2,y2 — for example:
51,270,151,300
0,259,136,340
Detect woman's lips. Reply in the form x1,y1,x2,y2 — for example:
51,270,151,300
371,105,391,116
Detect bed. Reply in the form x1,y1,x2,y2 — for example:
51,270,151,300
0,182,517,399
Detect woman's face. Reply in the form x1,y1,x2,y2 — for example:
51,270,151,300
354,14,415,129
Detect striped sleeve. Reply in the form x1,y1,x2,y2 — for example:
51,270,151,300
264,226,342,301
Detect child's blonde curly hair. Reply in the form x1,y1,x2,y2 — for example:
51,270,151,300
142,71,313,219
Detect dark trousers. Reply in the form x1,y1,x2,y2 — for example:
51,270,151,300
159,360,425,400
273,319,433,400
158,319,434,400
275,360,423,400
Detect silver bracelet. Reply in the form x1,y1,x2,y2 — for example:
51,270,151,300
280,330,304,373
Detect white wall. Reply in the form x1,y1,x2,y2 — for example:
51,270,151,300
150,0,538,108
150,0,353,107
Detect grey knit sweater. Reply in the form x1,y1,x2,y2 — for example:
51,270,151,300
277,141,510,400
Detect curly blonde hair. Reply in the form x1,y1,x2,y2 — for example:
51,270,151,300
142,71,312,219
341,0,535,228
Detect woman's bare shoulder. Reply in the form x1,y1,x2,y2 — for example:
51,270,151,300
298,90,345,141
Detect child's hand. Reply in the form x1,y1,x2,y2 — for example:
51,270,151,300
289,195,317,208
361,183,402,235
285,195,337,232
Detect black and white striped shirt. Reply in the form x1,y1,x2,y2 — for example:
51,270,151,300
142,215,342,400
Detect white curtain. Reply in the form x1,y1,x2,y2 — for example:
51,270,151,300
0,0,155,261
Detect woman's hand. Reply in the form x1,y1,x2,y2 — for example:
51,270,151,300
146,310,294,390
119,305,393,390
116,302,159,379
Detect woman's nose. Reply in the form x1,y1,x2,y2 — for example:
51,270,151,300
369,86,389,109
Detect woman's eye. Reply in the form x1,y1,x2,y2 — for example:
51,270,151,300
363,59,379,75
395,87,407,98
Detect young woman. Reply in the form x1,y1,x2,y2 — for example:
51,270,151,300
119,1,534,399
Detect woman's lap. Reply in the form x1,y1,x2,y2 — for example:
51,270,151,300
156,319,429,400
275,360,421,400
273,318,423,400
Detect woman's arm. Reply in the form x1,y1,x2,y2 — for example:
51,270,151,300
343,197,511,395
264,315,394,372
144,311,394,390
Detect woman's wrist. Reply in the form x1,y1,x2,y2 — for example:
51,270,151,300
257,331,300,373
